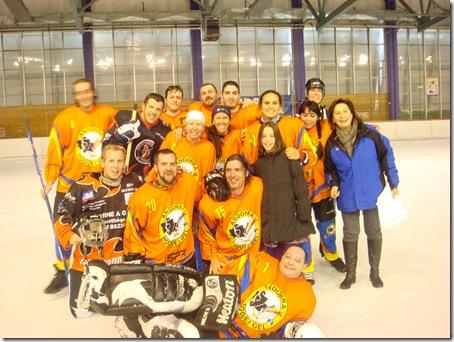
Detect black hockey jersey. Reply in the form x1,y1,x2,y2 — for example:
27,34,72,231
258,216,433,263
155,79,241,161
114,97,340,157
103,110,171,177
54,172,142,272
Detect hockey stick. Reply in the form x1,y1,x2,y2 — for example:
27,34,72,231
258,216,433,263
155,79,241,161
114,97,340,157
125,102,138,172
23,118,69,272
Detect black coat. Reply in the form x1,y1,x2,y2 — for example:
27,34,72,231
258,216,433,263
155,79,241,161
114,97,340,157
254,150,315,243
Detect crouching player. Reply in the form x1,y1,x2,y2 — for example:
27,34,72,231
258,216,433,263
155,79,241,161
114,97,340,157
54,144,141,318
219,246,321,338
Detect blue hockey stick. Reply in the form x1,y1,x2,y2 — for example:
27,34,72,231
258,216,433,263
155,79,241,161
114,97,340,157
23,118,69,272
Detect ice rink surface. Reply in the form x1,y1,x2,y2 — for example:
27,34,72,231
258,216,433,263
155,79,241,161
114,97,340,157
0,138,450,338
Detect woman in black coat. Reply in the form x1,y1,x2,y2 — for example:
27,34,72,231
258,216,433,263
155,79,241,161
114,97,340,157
254,122,316,283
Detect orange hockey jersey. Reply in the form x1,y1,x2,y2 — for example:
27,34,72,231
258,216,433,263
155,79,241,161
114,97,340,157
197,176,263,263
219,251,316,338
161,110,188,130
214,129,244,171
45,104,116,193
242,116,316,171
305,119,333,203
123,172,201,265
160,134,216,183
188,101,214,127
54,172,141,272
230,103,261,130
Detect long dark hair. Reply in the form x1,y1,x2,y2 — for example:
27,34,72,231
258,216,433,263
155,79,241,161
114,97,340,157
298,99,322,139
258,122,285,157
328,98,363,130
206,125,227,159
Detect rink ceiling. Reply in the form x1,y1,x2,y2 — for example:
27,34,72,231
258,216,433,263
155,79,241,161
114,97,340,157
0,0,450,30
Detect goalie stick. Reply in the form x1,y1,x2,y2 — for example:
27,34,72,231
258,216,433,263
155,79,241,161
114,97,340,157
23,117,69,272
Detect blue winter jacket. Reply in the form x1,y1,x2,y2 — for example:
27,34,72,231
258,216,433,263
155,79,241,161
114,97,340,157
324,122,399,213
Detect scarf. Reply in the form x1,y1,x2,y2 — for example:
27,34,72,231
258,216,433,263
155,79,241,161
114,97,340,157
335,119,358,158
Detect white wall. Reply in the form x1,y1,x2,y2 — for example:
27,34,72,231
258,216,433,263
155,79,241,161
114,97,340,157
0,119,450,159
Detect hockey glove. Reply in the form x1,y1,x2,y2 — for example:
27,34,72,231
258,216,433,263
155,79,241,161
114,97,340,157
204,171,230,201
114,120,140,143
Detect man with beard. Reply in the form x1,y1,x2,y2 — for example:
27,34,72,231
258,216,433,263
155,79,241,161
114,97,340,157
188,82,219,126
221,81,261,130
123,149,201,269
43,78,116,295
103,93,171,177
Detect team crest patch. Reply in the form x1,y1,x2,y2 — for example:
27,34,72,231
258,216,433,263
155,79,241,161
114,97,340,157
177,157,199,179
159,204,190,247
76,126,103,166
214,157,226,172
134,139,155,165
238,284,288,331
227,210,260,250
82,190,95,203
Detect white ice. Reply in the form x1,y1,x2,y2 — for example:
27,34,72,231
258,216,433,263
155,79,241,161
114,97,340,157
0,138,450,338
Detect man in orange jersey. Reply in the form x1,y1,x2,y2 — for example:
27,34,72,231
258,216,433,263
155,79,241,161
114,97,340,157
218,246,317,338
221,81,261,130
242,89,316,174
123,149,201,269
43,78,117,295
53,144,141,318
198,154,262,274
160,85,188,140
160,110,216,184
188,82,219,126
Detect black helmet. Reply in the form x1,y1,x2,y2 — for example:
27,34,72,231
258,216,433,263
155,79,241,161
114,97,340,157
305,78,325,95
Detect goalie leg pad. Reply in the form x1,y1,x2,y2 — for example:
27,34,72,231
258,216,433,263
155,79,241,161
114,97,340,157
194,274,240,331
85,261,203,316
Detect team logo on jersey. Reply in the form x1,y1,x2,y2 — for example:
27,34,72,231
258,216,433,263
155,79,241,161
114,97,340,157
177,157,199,179
76,126,103,166
134,139,155,165
227,210,260,250
214,157,226,172
82,190,95,203
238,284,288,331
159,204,190,247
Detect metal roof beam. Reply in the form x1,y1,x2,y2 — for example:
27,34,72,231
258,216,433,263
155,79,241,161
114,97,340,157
316,0,358,30
247,0,274,16
207,0,223,17
398,0,416,14
67,0,84,34
302,0,319,20
3,0,32,22
417,15,448,31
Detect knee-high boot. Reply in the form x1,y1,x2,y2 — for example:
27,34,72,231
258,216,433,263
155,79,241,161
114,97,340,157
368,239,383,288
340,240,357,289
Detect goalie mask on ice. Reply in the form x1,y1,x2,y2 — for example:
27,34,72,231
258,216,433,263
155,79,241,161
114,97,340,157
81,260,203,316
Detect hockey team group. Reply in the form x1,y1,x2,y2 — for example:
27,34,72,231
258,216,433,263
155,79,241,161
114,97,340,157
39,77,399,338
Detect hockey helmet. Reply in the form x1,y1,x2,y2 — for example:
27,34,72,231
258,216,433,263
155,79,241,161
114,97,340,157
305,78,325,95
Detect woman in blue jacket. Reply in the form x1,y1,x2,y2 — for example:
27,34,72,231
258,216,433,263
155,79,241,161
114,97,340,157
324,99,399,289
